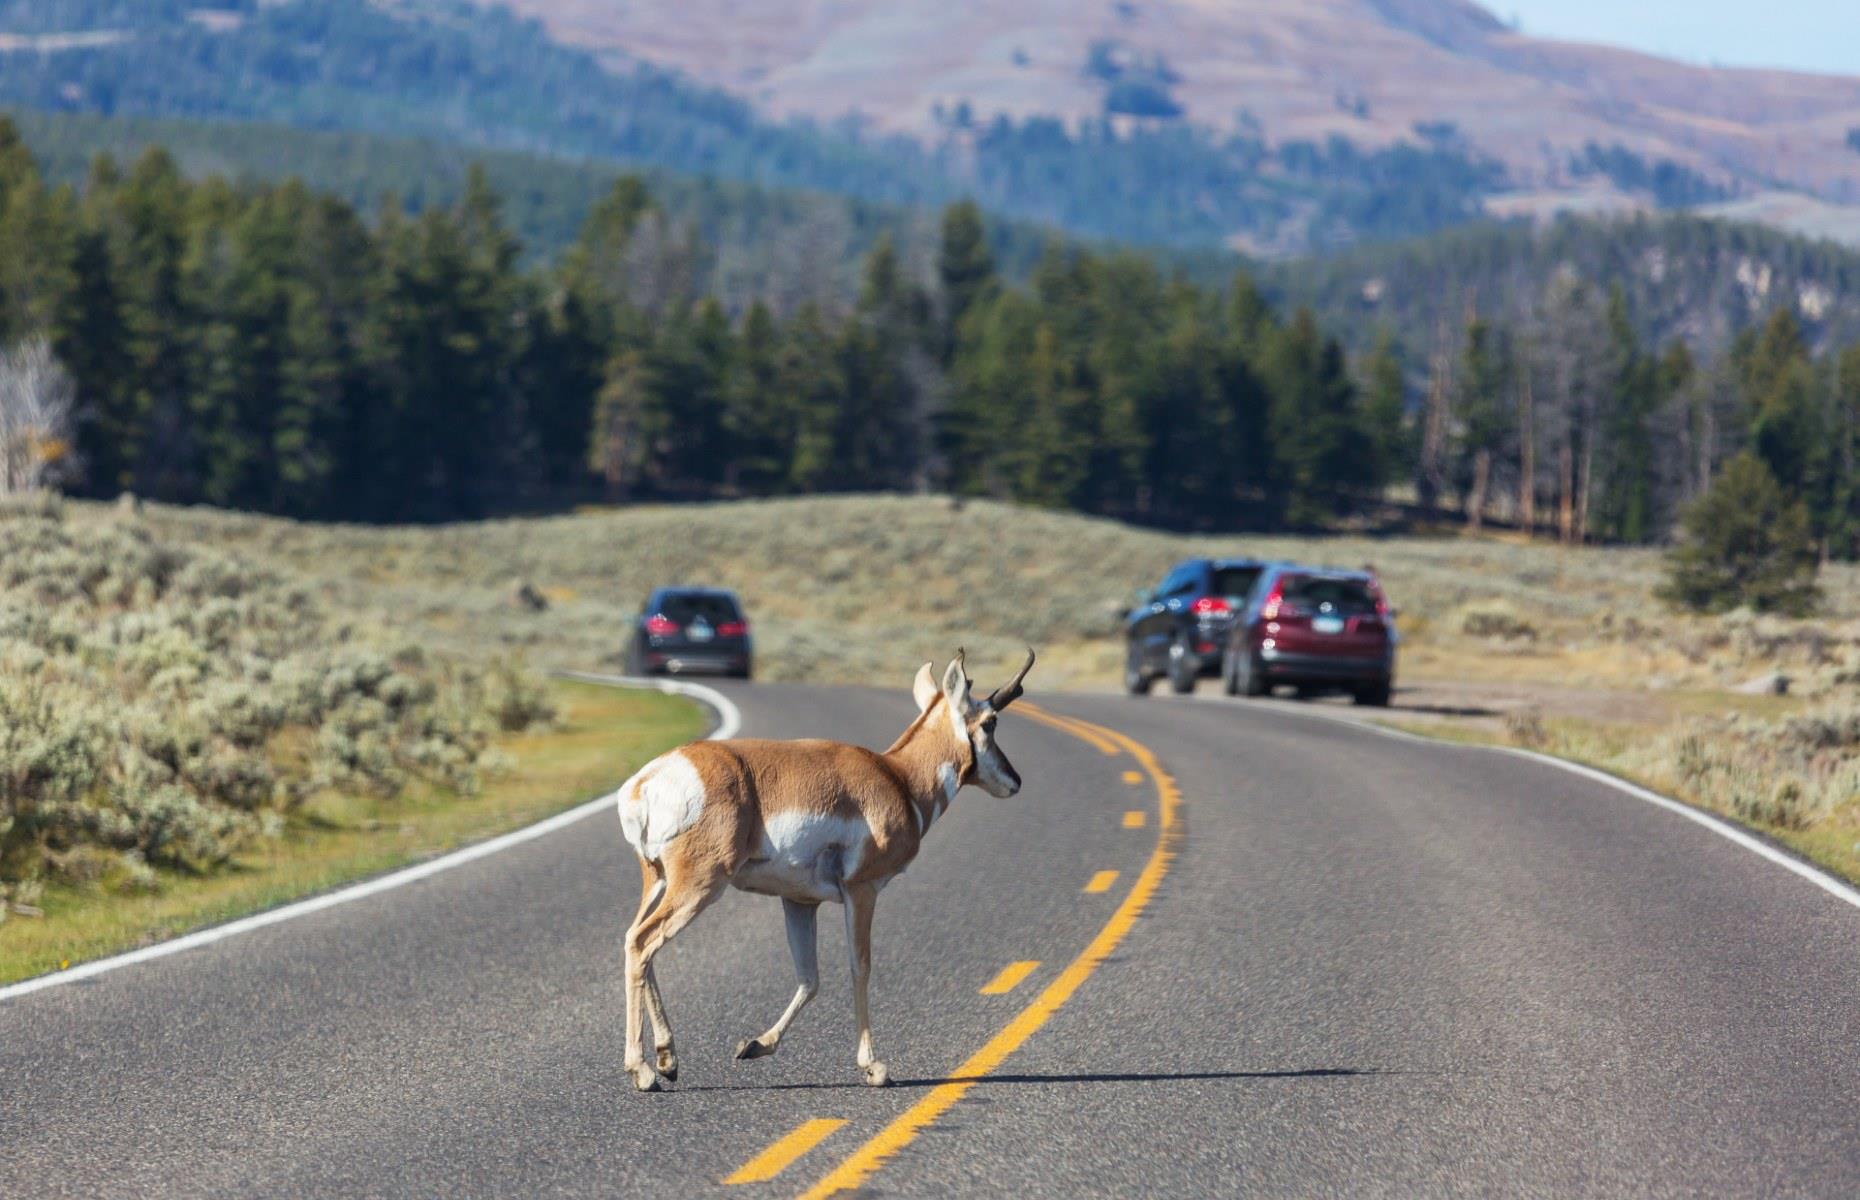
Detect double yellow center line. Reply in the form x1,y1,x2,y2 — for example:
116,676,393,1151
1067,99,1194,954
783,702,1183,1198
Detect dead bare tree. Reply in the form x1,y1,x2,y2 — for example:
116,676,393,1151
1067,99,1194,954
1517,361,1537,535
0,338,76,496
1418,320,1453,519
1538,274,1605,545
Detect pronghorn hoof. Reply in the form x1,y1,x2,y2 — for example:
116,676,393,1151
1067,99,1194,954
735,1036,776,1061
863,1062,891,1088
630,1064,663,1093
656,1048,680,1082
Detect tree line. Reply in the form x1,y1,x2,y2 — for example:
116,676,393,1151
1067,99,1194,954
1404,283,1860,562
1,117,1857,558
0,120,1395,524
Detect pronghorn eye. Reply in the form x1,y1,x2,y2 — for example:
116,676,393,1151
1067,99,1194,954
981,716,997,735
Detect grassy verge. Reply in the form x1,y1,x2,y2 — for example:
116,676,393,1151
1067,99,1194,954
0,680,703,986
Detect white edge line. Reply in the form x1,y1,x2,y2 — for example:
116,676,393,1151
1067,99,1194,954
0,674,741,1004
1178,692,1860,914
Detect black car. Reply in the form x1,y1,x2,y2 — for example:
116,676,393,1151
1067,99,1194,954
626,587,753,679
1124,557,1269,695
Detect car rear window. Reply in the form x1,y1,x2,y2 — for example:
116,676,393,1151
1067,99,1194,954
1211,566,1262,599
657,593,741,624
1283,577,1376,614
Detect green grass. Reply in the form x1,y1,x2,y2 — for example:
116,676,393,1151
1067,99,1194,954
0,680,703,986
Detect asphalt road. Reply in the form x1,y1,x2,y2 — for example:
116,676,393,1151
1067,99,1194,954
7,681,1860,1198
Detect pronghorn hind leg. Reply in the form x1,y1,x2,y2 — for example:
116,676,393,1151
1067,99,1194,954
631,860,680,1081
625,851,726,1093
735,898,820,1062
643,961,677,1081
842,882,888,1087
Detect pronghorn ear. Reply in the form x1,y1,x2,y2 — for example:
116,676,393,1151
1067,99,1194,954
941,650,970,704
912,661,939,713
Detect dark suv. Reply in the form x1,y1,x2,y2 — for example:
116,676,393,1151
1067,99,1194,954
625,587,753,679
1222,565,1394,705
1124,558,1268,695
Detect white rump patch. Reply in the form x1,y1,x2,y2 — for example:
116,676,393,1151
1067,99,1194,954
733,810,873,903
616,751,706,862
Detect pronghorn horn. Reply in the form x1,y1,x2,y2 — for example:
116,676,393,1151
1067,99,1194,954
988,647,1036,711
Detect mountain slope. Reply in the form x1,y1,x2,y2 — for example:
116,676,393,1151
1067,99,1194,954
0,0,1507,251
1262,213,1860,359
2,108,1069,302
478,0,1860,204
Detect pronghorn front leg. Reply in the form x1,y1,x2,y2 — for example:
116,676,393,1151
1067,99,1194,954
735,899,820,1062
842,882,889,1086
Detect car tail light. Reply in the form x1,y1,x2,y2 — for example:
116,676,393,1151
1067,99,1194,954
1260,583,1306,621
717,620,749,637
1191,596,1231,617
644,615,680,636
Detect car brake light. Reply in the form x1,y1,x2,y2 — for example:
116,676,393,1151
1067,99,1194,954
1261,578,1315,621
717,621,749,637
644,615,680,636
1191,596,1230,617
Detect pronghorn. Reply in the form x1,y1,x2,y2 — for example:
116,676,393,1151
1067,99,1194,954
613,648,1036,1092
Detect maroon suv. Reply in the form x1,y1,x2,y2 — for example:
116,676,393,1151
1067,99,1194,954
1221,565,1394,706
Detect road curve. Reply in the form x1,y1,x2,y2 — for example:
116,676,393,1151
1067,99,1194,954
5,682,1860,1197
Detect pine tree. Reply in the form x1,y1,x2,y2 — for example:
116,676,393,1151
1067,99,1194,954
937,200,995,357
1592,286,1659,542
1264,309,1372,524
1010,324,1092,507
1658,454,1819,615
1359,332,1412,495
1829,344,1860,560
1740,307,1833,548
778,305,847,494
562,175,653,332
721,300,786,492
109,148,194,500
1456,315,1510,529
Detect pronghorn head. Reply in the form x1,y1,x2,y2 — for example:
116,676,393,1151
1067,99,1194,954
913,648,1036,799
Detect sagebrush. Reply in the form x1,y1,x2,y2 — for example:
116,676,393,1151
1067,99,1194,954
0,507,553,893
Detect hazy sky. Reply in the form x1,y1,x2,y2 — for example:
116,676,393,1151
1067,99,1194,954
1495,1,1860,76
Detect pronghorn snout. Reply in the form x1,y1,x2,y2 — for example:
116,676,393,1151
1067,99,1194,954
976,743,1021,798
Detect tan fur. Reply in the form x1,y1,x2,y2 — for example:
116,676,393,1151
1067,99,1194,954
616,650,1032,1091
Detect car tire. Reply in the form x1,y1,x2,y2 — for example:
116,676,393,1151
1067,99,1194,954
1124,644,1153,696
1235,648,1268,698
1167,641,1196,694
1221,650,1241,695
624,638,648,677
731,661,753,681
1353,678,1392,707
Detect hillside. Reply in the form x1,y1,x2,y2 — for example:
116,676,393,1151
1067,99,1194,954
2,109,1071,305
20,107,1860,365
114,492,1860,698
1264,213,1860,358
0,0,1823,253
484,0,1860,211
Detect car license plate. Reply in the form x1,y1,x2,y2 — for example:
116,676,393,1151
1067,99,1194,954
688,621,715,642
1312,615,1345,635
